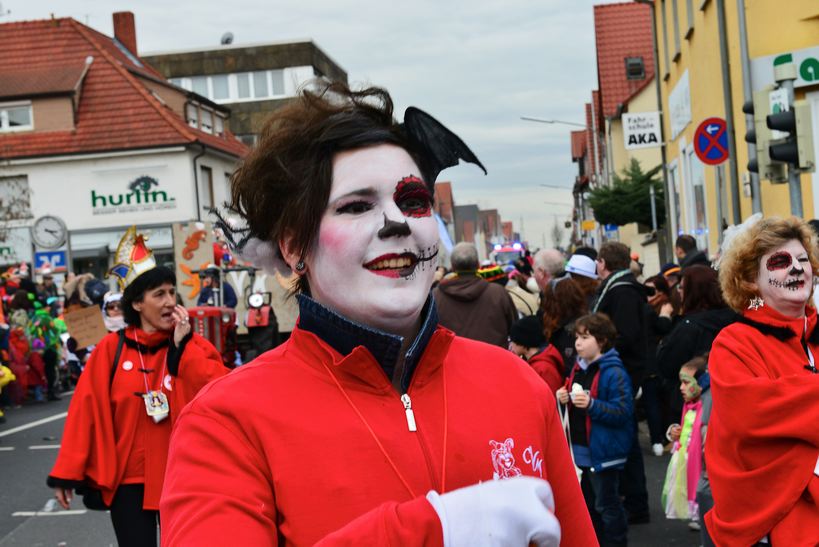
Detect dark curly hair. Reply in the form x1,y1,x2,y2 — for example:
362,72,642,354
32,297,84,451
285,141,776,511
122,266,176,327
228,82,425,294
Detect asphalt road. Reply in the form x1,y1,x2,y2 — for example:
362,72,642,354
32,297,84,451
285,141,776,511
0,395,699,546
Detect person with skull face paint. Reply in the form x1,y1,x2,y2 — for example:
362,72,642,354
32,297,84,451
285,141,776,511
706,216,819,545
160,83,596,546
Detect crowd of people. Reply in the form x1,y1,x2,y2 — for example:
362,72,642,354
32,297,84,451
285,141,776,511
0,268,121,420
430,219,819,545
2,80,816,546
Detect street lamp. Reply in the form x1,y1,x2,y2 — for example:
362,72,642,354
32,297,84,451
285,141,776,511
520,116,586,128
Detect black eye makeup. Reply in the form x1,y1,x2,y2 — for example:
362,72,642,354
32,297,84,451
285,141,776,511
336,200,374,215
393,175,432,218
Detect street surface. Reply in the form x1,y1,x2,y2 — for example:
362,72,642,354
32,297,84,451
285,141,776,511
0,395,698,546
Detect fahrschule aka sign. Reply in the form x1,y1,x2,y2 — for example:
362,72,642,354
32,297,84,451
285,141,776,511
623,112,662,150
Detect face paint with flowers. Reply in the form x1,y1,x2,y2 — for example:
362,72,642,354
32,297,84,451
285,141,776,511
306,144,439,335
756,239,813,309
679,370,702,402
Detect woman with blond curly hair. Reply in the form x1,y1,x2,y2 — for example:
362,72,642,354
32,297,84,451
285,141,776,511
705,216,819,545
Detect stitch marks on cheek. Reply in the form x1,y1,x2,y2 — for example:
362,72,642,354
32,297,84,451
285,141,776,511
768,278,806,291
394,176,432,218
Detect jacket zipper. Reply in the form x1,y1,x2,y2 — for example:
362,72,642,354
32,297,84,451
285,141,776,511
400,390,442,491
401,393,417,431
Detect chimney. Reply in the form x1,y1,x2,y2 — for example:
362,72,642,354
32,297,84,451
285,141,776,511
112,12,137,55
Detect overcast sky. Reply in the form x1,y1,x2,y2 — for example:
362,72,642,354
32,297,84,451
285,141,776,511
6,0,626,249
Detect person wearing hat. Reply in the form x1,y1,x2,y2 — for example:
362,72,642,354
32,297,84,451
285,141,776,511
47,227,228,547
565,254,599,309
509,315,564,393
196,264,237,308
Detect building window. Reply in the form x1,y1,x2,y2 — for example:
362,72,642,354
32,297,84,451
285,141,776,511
270,70,285,95
253,71,269,98
685,0,695,37
237,73,251,98
199,166,214,212
625,57,646,80
200,109,213,134
671,0,682,61
191,76,208,96
186,103,199,128
237,134,257,147
660,0,671,78
211,74,229,100
0,102,33,132
214,115,224,136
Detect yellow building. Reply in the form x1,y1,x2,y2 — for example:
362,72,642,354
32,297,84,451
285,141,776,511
591,2,665,275
651,0,819,254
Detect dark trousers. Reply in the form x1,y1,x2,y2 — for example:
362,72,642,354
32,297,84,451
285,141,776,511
697,487,715,547
641,375,668,445
619,419,649,517
110,484,158,547
586,467,628,546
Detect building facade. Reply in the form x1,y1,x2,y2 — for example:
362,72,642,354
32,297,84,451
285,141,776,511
651,0,819,253
143,40,348,146
0,12,246,281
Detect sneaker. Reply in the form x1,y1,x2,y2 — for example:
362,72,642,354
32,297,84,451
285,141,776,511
652,443,664,457
688,521,701,531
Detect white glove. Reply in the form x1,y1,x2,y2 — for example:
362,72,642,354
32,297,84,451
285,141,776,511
426,476,561,547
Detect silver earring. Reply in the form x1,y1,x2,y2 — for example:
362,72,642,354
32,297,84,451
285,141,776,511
748,296,764,310
295,261,305,273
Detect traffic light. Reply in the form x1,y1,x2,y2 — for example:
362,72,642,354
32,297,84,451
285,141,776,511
767,100,816,172
744,89,786,183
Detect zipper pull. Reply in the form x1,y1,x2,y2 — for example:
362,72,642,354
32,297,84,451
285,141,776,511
401,393,417,432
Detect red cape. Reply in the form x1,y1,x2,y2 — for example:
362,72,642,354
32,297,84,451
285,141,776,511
49,328,227,509
705,304,819,546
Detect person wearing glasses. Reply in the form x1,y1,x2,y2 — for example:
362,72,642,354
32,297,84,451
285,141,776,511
102,291,126,332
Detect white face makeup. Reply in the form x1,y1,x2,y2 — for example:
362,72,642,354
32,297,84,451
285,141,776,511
756,239,813,314
306,144,439,335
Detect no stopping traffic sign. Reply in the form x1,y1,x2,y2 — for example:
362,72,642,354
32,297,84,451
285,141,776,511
694,117,729,165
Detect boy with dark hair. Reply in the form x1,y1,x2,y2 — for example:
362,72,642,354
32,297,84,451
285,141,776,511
557,312,634,547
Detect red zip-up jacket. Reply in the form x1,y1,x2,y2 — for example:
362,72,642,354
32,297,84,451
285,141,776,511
161,326,596,546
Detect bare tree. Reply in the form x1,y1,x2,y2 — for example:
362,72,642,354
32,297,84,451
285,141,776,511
0,176,33,242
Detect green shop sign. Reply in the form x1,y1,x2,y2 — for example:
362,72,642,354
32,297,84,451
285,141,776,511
90,175,177,215
752,45,819,91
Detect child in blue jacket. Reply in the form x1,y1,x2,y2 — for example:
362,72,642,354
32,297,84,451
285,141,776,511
557,312,634,547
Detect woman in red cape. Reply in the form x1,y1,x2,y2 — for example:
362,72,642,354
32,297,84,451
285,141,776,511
706,216,819,545
46,240,227,547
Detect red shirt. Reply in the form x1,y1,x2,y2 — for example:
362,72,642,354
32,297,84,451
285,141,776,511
161,326,596,546
706,304,819,546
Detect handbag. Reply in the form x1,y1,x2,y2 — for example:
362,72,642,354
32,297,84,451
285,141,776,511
76,330,127,511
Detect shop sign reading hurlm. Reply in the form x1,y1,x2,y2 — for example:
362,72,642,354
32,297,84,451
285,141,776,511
623,112,662,150
89,175,177,216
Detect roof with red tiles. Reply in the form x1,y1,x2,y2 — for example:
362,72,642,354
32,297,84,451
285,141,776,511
594,2,655,118
0,17,246,160
434,181,454,224
0,64,88,100
570,130,587,160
